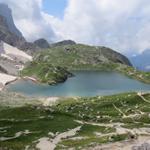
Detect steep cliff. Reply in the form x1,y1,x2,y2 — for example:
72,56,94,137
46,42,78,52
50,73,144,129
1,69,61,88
0,3,38,52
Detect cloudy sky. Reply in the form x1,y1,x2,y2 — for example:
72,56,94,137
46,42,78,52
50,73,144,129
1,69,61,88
0,0,150,55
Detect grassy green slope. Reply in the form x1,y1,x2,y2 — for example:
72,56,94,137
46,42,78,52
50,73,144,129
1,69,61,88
34,44,131,70
21,61,72,85
24,43,150,84
116,64,150,84
0,92,150,149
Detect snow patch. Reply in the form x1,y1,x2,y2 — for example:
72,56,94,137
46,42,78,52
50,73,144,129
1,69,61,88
0,41,32,63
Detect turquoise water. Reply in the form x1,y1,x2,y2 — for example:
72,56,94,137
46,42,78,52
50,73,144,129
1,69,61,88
7,71,150,97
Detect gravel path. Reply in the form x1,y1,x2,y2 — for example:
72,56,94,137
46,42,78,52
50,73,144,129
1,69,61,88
36,126,81,150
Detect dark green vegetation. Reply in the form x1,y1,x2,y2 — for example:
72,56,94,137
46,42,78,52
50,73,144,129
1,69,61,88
0,92,150,149
22,43,150,84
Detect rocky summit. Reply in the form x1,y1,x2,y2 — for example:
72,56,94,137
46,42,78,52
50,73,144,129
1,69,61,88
34,38,50,49
0,14,25,48
0,3,23,37
0,3,39,52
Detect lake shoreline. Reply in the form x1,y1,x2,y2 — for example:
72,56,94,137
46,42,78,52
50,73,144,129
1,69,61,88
6,71,150,97
0,73,18,91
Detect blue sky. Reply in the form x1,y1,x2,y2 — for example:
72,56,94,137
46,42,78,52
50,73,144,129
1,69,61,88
42,0,67,18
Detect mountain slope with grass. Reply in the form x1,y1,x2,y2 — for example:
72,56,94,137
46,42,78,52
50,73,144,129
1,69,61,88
0,92,150,150
22,43,150,84
21,61,73,85
34,43,132,68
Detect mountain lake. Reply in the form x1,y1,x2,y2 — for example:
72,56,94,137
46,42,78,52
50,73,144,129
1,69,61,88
7,71,150,97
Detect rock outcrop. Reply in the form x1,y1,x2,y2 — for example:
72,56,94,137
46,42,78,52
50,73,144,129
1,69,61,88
51,40,76,47
0,41,33,75
98,46,132,66
0,3,23,37
34,38,50,49
0,14,26,48
0,3,39,52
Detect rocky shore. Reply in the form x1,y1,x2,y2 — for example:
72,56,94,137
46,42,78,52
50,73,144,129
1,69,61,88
0,73,17,91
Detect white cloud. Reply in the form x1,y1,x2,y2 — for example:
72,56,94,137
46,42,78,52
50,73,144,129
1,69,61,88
0,0,150,55
0,0,56,42
55,0,150,54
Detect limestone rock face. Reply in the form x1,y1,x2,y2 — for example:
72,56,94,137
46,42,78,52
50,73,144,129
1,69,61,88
0,41,33,75
0,3,23,37
0,3,39,52
132,143,150,150
0,14,26,48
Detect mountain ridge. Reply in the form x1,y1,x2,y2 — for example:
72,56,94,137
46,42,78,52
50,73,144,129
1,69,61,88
21,43,140,85
0,3,39,52
34,43,132,67
0,3,23,37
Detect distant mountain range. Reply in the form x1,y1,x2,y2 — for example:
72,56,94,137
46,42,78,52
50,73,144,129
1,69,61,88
130,49,150,71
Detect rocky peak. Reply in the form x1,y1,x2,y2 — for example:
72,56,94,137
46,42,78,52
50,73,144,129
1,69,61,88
0,3,23,37
0,4,39,52
34,38,50,49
